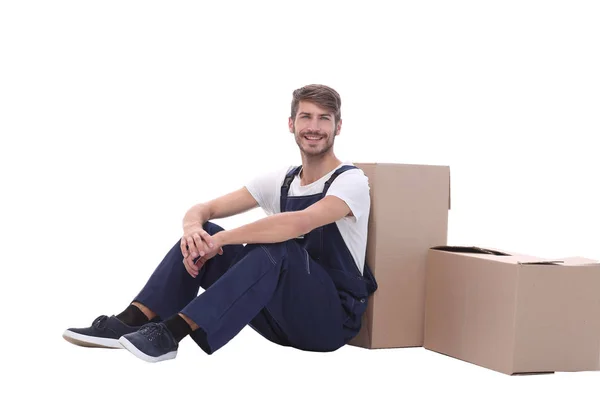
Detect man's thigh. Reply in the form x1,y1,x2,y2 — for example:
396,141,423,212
250,240,346,352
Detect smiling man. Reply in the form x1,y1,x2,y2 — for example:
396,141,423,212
63,84,378,362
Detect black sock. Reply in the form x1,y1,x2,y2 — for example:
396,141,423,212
164,314,193,342
116,304,150,326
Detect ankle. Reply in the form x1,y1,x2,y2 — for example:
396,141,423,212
178,313,199,331
116,303,154,326
164,314,194,342
131,302,157,320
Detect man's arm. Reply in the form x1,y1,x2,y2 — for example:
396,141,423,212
212,195,351,246
183,187,259,226
181,187,259,264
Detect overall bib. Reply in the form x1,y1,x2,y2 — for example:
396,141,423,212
134,165,378,354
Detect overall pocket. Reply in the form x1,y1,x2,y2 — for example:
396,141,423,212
326,268,369,328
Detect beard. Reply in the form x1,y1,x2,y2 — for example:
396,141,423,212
293,125,335,158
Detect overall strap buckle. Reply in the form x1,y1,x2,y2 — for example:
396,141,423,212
280,166,302,212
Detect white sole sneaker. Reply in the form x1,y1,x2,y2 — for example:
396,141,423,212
62,329,122,349
118,337,178,363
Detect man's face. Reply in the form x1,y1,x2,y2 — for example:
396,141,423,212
289,100,341,158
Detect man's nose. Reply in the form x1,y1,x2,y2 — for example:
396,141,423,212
307,118,320,131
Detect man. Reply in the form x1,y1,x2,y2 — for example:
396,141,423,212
63,84,377,362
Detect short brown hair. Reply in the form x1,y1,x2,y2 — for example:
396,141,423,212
291,84,342,124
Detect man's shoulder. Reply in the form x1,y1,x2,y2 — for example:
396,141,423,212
338,162,365,174
335,163,369,184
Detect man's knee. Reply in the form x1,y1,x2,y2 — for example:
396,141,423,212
202,221,225,235
244,241,292,265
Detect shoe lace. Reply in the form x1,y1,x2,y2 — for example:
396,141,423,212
92,315,108,330
139,323,168,342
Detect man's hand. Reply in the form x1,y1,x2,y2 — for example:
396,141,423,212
184,244,224,278
180,221,214,258
181,225,224,278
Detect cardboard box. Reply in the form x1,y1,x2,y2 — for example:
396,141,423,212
424,246,600,375
349,162,451,349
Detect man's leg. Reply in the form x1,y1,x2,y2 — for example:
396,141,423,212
119,239,347,361
62,222,242,349
132,222,244,321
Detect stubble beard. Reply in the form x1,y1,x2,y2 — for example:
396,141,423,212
293,124,335,159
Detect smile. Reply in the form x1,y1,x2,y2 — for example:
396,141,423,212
304,135,323,141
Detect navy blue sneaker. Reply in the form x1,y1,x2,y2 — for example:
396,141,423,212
119,322,178,362
63,315,160,349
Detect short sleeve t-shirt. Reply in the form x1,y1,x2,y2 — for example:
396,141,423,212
245,161,370,274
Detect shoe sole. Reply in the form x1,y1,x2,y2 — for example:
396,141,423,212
118,337,177,363
62,330,122,349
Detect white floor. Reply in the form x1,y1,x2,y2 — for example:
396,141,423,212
19,327,600,399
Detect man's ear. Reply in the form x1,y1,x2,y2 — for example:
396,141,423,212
288,117,294,133
336,119,342,135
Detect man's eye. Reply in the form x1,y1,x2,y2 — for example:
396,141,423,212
320,117,330,120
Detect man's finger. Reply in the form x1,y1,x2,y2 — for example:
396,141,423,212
186,236,199,258
195,256,206,268
180,237,188,258
202,240,212,258
184,257,198,277
200,230,214,248
192,233,205,257
189,257,199,274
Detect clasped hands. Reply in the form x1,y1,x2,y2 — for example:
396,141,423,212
180,222,224,278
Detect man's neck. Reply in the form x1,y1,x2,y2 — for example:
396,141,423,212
299,154,342,186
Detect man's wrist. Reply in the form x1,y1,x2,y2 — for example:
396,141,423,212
183,221,203,227
183,204,211,228
183,219,204,228
213,230,228,247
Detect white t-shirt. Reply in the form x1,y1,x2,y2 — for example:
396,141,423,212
245,161,370,275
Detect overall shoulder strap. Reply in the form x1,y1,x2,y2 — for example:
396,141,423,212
322,165,358,195
280,166,302,212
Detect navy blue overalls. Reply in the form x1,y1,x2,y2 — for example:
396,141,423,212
134,165,377,354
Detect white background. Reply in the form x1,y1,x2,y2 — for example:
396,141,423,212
1,1,599,399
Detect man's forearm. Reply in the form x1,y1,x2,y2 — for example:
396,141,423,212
216,212,308,246
183,203,212,227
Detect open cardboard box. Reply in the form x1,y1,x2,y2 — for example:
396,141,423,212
424,246,600,375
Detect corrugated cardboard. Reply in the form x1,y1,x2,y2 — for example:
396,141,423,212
424,246,600,375
349,163,451,349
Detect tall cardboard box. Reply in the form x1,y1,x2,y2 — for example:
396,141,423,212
424,246,600,375
349,163,451,348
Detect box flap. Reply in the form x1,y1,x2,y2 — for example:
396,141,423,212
518,258,600,267
517,260,565,265
430,245,511,256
